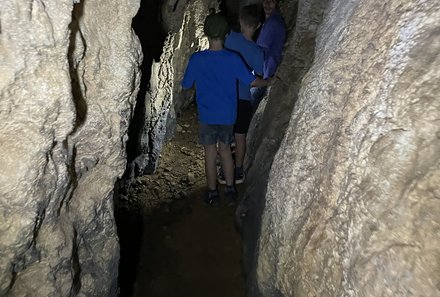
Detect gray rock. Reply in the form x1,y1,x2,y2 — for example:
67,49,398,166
0,0,141,296
187,172,196,185
130,0,213,175
242,0,440,296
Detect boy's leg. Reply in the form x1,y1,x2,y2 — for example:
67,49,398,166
203,144,218,191
218,142,234,186
217,125,237,206
199,123,220,207
233,99,252,183
199,124,219,190
218,142,237,206
216,124,234,185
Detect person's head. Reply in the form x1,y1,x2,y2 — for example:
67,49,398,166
262,0,278,18
204,13,229,40
239,4,261,31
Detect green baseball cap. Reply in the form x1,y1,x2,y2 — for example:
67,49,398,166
204,13,229,39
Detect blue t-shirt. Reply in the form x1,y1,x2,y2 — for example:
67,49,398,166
182,49,255,124
225,31,264,101
257,11,286,78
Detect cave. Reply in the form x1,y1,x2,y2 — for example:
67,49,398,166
0,0,439,297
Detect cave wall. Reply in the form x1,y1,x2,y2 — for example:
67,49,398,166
240,0,326,294
242,0,440,296
128,0,215,175
0,0,141,296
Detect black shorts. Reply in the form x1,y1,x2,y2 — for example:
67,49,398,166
234,99,252,134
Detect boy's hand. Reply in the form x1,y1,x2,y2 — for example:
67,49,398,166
251,77,269,88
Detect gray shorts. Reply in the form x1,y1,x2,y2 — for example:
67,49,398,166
199,123,234,145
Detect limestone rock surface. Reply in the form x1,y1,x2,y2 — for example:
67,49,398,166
131,0,213,175
0,0,141,296
243,0,440,296
240,0,328,294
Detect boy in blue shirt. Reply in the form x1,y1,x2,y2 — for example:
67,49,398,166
258,0,286,79
223,4,264,184
181,13,268,207
251,0,286,107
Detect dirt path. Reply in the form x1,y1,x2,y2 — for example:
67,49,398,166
116,103,245,297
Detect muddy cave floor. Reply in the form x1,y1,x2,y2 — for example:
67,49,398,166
116,102,246,297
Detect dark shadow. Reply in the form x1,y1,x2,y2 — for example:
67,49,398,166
68,1,87,131
125,0,167,166
125,186,245,297
115,0,167,296
130,196,192,297
114,181,144,297
66,7,87,293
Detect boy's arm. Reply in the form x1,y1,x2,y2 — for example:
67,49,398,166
182,73,194,90
182,54,195,89
181,56,195,101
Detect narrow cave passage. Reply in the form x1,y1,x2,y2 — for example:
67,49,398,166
115,1,248,295
116,103,246,297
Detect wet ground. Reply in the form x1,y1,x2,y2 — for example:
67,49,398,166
116,102,245,297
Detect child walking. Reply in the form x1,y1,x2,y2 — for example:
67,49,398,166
181,13,267,207
222,4,264,184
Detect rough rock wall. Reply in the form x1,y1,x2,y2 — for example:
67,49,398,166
130,0,213,175
244,0,440,296
239,0,327,295
0,0,141,296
